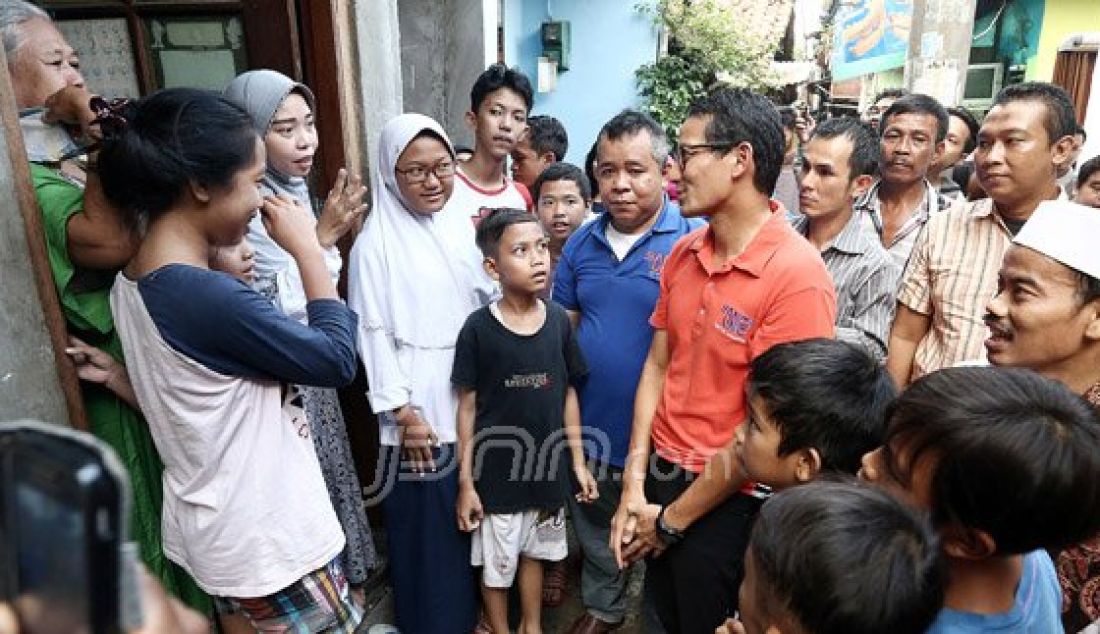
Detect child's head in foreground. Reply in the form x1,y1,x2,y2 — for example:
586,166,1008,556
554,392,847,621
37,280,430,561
735,480,945,634
860,366,1100,559
475,208,549,296
735,338,897,490
532,162,591,248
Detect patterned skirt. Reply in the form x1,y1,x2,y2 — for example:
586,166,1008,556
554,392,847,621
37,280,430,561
300,385,378,585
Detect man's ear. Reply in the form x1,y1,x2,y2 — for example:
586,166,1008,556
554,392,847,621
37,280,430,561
730,141,754,183
850,173,874,199
1052,134,1077,175
538,150,557,166
464,110,477,131
794,448,822,483
189,180,211,204
1082,299,1100,342
482,256,500,281
940,524,997,560
932,139,946,166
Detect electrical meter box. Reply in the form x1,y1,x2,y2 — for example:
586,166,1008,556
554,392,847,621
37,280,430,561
540,20,571,71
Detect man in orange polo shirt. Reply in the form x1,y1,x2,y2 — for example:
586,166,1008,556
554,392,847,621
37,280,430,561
609,88,836,634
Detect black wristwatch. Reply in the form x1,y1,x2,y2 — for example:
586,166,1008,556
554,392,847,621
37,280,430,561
656,505,686,546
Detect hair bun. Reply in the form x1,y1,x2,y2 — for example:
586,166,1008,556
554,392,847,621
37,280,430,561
89,96,135,142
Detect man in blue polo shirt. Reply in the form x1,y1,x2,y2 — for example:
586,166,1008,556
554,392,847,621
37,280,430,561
554,109,702,634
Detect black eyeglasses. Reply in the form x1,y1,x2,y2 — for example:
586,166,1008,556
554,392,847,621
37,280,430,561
394,160,456,184
674,142,735,168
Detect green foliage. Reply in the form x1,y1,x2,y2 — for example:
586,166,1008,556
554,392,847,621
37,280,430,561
635,54,710,139
635,0,783,138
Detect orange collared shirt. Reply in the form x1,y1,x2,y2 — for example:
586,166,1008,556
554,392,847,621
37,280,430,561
649,206,837,472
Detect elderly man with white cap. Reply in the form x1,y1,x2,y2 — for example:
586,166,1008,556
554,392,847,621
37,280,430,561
983,199,1100,633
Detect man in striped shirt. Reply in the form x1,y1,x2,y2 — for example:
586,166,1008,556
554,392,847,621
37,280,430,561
886,82,1080,386
854,93,955,269
792,117,899,359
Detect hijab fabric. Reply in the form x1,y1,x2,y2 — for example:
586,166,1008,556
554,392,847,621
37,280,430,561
348,113,493,349
224,69,316,205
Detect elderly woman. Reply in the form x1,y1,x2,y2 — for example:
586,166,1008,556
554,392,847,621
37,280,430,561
1,0,207,612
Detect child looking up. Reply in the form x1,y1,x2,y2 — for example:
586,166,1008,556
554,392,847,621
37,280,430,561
453,208,598,634
735,338,896,490
860,366,1100,633
721,481,946,634
100,88,361,632
531,162,592,295
224,69,376,595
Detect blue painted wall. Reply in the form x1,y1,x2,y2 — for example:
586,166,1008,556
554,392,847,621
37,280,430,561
503,0,659,166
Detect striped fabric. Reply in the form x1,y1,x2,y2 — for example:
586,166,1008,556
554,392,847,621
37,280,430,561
214,558,363,633
792,212,900,359
855,178,955,269
896,198,1011,381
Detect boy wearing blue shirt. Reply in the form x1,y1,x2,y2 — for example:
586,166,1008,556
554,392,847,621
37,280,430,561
860,367,1100,633
720,481,945,634
453,208,597,634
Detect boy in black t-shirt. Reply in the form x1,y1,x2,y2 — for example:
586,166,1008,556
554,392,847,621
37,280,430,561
453,208,597,634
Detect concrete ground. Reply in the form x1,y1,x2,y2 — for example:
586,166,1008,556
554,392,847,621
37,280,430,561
361,556,656,633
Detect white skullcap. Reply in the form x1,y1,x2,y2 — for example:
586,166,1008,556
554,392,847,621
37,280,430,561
1014,200,1100,280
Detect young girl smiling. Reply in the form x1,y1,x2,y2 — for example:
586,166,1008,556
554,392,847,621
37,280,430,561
101,88,361,632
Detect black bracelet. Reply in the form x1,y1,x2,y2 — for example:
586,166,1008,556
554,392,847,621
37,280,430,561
656,505,686,545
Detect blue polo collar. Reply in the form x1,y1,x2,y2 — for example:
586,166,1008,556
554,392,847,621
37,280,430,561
593,193,681,245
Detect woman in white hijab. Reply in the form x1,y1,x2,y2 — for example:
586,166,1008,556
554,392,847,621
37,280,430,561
348,114,491,634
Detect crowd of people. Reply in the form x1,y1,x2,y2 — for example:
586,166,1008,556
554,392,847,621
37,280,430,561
5,0,1100,633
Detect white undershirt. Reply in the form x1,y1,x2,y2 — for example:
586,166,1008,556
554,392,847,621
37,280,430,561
605,223,646,261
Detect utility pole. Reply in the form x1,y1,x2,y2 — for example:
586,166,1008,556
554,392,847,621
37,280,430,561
904,0,978,106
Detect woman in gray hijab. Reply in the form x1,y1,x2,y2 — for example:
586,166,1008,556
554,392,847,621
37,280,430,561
224,69,376,595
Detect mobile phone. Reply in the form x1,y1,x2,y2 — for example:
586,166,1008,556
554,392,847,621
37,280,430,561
0,420,135,634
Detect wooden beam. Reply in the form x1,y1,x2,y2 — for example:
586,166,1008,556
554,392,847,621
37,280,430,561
241,0,300,79
299,0,348,194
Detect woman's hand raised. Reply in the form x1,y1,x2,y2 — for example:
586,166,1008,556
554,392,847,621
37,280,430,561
316,168,369,247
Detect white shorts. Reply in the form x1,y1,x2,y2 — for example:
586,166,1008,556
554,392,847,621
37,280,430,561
471,508,568,588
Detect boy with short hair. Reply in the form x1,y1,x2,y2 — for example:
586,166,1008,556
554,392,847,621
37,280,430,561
453,208,598,634
447,64,533,227
735,338,897,490
531,162,591,295
512,114,569,190
721,481,946,634
860,366,1100,633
